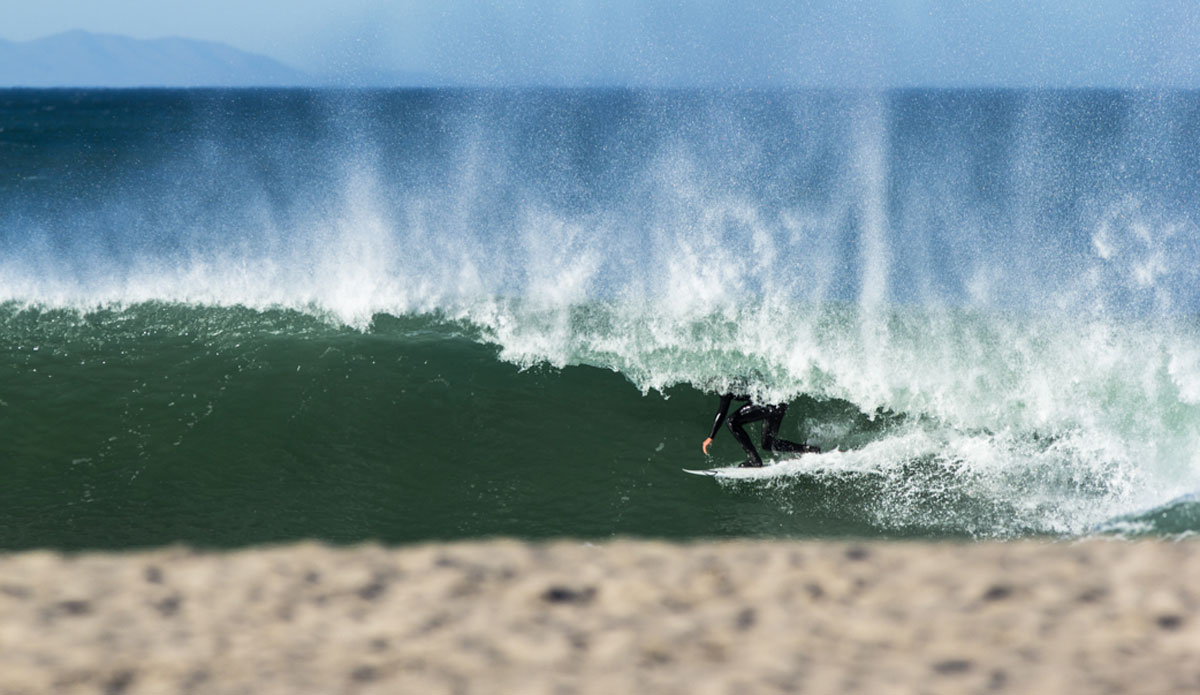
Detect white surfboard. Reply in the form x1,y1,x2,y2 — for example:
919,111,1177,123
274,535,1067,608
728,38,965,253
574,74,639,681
682,465,775,479
683,455,821,480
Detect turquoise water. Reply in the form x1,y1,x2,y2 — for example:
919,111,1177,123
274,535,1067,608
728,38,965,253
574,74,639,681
3,89,1200,549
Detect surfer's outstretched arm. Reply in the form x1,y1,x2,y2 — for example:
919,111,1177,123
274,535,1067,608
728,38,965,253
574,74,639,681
702,393,735,454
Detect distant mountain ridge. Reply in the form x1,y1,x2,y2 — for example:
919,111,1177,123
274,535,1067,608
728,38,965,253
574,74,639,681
0,30,310,87
0,31,312,87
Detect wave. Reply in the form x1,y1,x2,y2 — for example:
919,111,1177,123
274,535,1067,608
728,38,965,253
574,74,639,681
2,301,1198,545
3,89,1200,545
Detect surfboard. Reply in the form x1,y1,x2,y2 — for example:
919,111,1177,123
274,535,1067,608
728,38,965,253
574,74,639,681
683,452,829,479
682,463,785,479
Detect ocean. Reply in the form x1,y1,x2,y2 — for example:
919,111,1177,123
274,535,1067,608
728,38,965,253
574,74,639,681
2,88,1199,550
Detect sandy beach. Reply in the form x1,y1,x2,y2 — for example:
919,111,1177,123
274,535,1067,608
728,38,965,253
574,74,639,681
1,539,1197,694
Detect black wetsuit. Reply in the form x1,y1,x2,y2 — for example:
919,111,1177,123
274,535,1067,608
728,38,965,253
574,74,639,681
707,393,819,467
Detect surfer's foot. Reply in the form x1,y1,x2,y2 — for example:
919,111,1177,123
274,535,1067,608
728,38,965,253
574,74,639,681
738,460,763,468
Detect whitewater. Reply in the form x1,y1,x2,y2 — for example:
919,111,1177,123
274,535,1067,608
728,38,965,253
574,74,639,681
2,88,1199,547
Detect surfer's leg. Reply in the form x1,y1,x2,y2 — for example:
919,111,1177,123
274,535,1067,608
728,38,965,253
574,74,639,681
728,403,766,466
761,404,821,455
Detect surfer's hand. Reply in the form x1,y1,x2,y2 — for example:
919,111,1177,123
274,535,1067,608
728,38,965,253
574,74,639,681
702,437,713,455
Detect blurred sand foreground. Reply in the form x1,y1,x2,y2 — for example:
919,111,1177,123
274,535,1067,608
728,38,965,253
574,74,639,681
0,539,1197,695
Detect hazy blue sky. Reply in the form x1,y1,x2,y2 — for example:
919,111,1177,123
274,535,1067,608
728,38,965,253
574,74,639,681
4,0,1199,87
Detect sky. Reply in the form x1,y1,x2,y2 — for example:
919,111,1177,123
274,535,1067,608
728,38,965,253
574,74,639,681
3,0,1199,87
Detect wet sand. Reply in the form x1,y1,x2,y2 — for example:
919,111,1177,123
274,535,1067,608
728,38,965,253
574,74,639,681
1,539,1197,694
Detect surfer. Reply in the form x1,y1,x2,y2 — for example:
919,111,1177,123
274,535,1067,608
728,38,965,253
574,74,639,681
702,393,819,467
